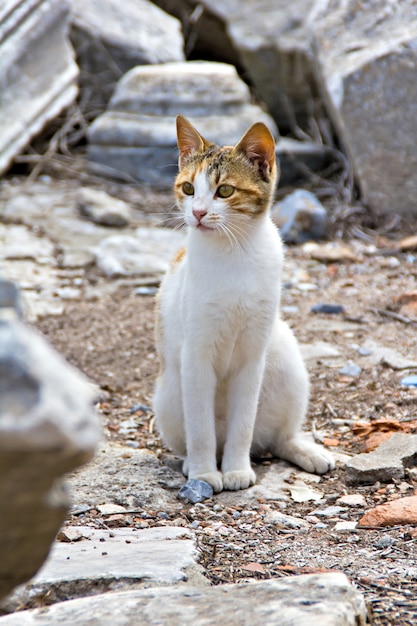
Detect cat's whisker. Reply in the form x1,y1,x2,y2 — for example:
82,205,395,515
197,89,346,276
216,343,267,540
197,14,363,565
227,221,251,249
219,222,246,255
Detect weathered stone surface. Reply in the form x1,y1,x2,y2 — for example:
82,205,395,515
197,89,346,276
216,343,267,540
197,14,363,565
314,0,417,216
0,573,368,625
69,0,184,111
77,187,131,227
93,227,186,277
67,444,183,511
153,0,319,132
0,0,78,175
359,495,417,528
87,61,277,187
1,526,200,613
0,289,100,600
156,0,417,215
346,432,417,485
271,190,327,243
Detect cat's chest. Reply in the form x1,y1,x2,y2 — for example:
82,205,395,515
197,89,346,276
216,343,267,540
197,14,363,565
182,256,278,336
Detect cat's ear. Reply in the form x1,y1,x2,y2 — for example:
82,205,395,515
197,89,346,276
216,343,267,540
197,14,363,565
234,123,276,179
176,115,212,168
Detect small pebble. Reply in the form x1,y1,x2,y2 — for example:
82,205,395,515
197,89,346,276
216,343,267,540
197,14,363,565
232,511,241,519
357,346,373,356
401,375,417,387
157,511,170,520
282,305,299,315
339,363,362,377
311,303,345,315
129,403,152,414
375,535,397,549
178,479,214,504
135,286,158,296
125,441,139,449
335,521,357,531
312,506,346,518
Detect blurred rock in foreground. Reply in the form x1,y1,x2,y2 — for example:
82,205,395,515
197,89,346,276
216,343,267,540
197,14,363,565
0,280,100,601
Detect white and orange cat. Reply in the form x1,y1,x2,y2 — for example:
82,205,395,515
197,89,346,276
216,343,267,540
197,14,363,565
153,115,334,492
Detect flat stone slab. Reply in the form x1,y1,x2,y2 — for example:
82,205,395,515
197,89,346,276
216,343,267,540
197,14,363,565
1,526,200,614
346,432,417,484
68,444,183,511
0,573,367,625
35,526,196,585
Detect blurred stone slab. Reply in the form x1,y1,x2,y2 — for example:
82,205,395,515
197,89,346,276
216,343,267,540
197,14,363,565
0,281,100,600
1,527,199,613
0,0,78,175
0,573,368,625
77,187,131,227
87,61,277,188
69,0,184,111
93,227,186,277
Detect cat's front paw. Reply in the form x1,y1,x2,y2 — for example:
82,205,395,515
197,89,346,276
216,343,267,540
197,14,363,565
190,471,223,493
223,468,256,491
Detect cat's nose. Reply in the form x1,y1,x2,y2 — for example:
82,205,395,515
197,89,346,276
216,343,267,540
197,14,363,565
192,208,207,223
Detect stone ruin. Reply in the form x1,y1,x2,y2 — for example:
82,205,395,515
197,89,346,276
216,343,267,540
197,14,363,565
1,0,417,215
0,0,417,616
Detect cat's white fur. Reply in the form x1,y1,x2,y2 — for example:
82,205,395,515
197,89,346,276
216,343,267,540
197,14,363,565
154,124,335,492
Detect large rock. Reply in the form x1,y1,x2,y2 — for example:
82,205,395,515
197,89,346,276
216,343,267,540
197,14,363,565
155,1,417,215
87,61,277,187
0,0,79,175
69,0,185,111
315,0,417,216
346,432,417,485
0,573,368,625
152,0,321,132
0,280,100,601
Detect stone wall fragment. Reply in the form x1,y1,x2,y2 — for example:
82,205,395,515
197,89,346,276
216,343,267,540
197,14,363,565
0,0,79,175
87,61,277,188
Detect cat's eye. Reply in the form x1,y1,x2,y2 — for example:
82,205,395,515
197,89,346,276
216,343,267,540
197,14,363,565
182,182,194,195
216,185,234,198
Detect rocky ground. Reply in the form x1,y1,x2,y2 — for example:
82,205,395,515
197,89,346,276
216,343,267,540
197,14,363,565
1,173,417,624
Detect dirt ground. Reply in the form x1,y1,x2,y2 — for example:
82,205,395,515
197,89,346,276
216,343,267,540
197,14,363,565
35,219,417,625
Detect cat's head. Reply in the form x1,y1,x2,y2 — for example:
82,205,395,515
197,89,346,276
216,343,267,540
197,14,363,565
174,115,278,239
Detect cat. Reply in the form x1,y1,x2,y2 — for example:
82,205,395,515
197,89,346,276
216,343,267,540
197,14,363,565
153,115,335,492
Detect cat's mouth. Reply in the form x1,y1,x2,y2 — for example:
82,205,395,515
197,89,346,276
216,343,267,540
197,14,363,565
196,223,215,232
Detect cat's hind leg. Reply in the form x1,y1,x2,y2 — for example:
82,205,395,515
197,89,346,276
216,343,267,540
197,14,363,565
153,369,186,457
274,434,335,474
255,318,335,475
